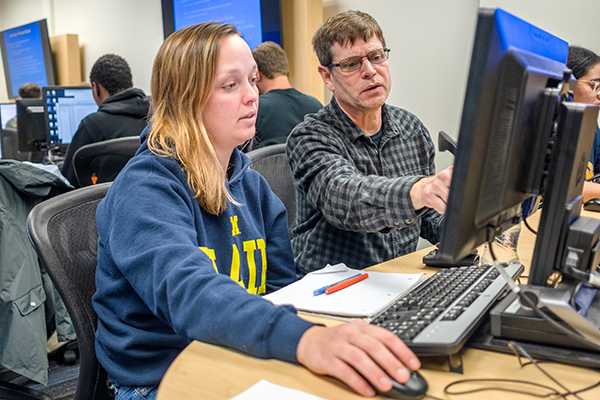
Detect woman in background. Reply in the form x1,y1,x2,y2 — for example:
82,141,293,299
567,45,600,201
92,22,420,400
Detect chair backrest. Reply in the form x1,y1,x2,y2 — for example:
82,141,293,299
73,136,140,187
247,143,296,232
27,182,113,400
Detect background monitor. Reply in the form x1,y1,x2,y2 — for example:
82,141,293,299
161,0,282,48
436,8,574,266
43,86,97,146
16,98,47,152
0,19,55,99
0,102,16,129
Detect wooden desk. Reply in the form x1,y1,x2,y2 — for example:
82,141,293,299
157,217,600,400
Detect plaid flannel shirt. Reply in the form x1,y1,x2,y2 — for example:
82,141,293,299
287,97,443,277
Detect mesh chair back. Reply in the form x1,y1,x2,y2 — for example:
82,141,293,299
247,144,296,232
27,183,113,400
73,137,140,187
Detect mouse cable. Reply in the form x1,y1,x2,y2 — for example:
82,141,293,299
443,342,600,399
508,341,595,400
523,214,537,235
444,378,564,398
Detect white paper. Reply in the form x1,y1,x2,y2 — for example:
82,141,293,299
264,265,425,319
230,379,329,400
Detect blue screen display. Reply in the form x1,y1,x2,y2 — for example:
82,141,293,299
3,21,49,98
173,0,263,49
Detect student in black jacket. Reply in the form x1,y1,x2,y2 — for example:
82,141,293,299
61,54,150,187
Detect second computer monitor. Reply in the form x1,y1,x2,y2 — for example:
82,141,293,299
43,86,98,146
0,102,17,129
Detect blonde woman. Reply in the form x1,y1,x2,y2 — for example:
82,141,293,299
93,22,420,400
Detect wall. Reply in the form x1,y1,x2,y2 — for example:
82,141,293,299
0,0,163,102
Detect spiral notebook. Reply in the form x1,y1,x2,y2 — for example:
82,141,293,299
263,263,425,320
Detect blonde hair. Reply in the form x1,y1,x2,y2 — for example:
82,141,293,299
148,22,240,215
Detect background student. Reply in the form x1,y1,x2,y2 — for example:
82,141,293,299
251,41,322,149
567,45,600,201
60,54,150,187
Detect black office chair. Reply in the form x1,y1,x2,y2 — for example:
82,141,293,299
27,182,113,400
247,143,296,232
72,136,140,187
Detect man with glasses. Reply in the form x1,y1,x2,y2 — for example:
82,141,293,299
287,10,452,277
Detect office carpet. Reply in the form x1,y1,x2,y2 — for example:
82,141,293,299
3,356,79,400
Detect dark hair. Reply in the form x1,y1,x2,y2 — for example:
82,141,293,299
18,82,41,98
252,41,289,79
312,10,386,67
567,45,600,80
89,54,133,96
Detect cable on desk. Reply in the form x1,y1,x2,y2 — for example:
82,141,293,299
508,342,592,400
444,378,564,398
523,214,537,235
442,341,600,399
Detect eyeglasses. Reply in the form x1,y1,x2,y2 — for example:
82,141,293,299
327,48,391,72
579,79,600,95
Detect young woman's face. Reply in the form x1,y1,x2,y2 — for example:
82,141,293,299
573,62,600,105
202,35,259,155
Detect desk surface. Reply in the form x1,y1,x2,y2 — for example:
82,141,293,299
157,212,600,399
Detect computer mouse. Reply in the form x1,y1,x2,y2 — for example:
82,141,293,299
375,370,428,400
583,197,600,212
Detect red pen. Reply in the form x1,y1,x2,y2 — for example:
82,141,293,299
324,273,368,295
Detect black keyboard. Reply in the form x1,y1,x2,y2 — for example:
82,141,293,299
371,263,523,356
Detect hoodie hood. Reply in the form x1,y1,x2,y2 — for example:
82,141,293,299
100,88,150,119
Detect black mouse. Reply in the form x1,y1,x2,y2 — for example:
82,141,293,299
374,370,428,400
584,198,600,212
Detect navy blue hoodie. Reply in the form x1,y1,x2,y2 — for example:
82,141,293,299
93,126,314,386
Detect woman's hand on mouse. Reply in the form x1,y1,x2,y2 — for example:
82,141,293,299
296,320,421,397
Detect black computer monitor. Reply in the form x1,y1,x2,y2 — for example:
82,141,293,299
0,19,55,99
16,98,48,152
437,7,600,352
43,86,97,146
161,0,282,48
437,8,597,269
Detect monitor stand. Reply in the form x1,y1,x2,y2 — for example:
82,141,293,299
490,282,600,352
42,144,66,166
